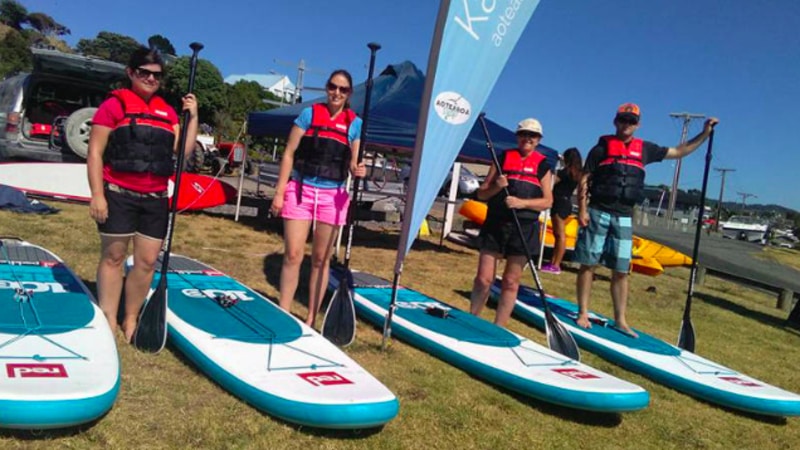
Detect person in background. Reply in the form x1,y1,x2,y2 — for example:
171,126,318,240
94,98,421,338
469,118,553,327
87,47,199,342
271,69,366,328
574,103,718,337
541,147,583,275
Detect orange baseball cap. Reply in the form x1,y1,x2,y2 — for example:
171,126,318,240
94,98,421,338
615,103,640,122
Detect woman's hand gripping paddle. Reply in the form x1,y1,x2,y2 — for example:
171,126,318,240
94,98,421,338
321,42,381,346
133,42,203,353
678,128,715,352
478,114,580,361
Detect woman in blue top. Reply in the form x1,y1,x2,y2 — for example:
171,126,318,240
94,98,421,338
271,69,366,327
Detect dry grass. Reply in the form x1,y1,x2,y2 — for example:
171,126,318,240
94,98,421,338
753,246,800,272
1,201,799,449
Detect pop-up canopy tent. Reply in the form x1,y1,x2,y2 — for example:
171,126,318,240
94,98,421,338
247,61,557,166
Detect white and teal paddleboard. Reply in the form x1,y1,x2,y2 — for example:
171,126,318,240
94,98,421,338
492,279,800,417
0,238,120,429
131,254,398,429
330,268,649,413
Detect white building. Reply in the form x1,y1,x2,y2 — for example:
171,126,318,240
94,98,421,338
224,73,297,103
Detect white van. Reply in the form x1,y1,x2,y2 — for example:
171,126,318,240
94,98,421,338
0,47,125,162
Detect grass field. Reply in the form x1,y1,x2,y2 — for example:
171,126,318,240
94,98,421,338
1,201,799,449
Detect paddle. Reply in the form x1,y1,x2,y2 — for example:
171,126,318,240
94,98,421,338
478,114,581,361
132,42,204,353
321,42,381,347
677,129,715,352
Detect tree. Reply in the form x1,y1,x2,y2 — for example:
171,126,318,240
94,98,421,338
160,57,226,128
25,12,69,37
0,28,31,77
147,34,175,56
0,0,27,30
76,31,141,65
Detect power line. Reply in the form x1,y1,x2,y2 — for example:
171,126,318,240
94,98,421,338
666,112,706,222
737,191,757,212
714,167,735,230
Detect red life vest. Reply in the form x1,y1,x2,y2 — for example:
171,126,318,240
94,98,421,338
488,148,546,221
294,103,356,182
104,89,175,176
589,135,646,205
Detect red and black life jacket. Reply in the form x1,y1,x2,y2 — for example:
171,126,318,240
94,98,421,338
293,103,356,182
104,89,175,177
487,148,546,221
589,135,646,205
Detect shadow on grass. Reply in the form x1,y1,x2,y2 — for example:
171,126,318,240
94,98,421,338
0,414,108,440
692,291,791,331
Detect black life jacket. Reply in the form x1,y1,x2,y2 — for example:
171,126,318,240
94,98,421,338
589,135,646,205
488,148,546,221
293,103,356,182
104,89,175,177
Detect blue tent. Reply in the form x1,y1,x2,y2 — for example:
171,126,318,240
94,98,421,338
247,61,558,167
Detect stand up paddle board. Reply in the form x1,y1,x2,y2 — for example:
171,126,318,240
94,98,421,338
0,162,235,210
491,280,800,416
129,254,398,429
330,268,649,413
0,238,120,429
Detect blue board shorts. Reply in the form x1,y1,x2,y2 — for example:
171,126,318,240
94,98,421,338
574,207,632,273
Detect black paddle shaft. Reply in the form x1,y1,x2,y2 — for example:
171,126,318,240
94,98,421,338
341,42,381,268
477,114,580,361
679,129,715,352
161,42,203,272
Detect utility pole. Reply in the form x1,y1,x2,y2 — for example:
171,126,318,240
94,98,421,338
274,58,327,103
737,191,757,212
713,167,735,231
666,112,706,223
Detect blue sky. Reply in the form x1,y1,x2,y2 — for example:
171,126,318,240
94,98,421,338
21,0,800,211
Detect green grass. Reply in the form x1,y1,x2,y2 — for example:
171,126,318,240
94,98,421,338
1,202,799,449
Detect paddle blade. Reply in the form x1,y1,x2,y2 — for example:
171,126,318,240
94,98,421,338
321,271,357,347
677,319,696,352
132,276,168,353
544,308,581,361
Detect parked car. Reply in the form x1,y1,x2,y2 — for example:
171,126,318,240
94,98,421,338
0,47,125,162
398,163,481,198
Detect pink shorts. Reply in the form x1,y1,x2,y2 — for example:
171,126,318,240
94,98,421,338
281,179,351,226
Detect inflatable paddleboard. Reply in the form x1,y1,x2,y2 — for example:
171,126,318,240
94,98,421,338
0,162,235,210
491,280,800,416
330,268,649,413
131,254,398,429
0,238,120,429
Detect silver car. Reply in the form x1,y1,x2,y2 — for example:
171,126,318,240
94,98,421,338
0,48,125,162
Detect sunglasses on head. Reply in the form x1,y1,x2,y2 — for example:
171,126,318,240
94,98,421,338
134,67,163,81
517,131,542,139
326,82,351,94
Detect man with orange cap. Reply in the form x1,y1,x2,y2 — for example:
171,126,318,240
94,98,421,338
574,103,718,337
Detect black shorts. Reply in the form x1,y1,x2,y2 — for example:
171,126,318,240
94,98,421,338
97,185,169,240
477,216,540,258
552,195,573,219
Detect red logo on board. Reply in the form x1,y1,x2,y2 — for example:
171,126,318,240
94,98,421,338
298,371,353,387
6,363,68,378
552,368,600,380
719,376,761,387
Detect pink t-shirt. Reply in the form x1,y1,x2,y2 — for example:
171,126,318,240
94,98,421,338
92,95,179,193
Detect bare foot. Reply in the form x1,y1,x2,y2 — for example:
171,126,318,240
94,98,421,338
121,319,137,343
613,322,639,338
575,314,592,329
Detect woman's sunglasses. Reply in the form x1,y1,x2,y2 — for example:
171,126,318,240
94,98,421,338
326,82,351,94
134,67,164,81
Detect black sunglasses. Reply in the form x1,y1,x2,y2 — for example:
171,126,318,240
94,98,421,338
517,131,542,139
326,82,351,94
134,67,164,81
616,117,639,126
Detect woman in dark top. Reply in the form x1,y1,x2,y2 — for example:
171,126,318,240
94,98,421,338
541,147,582,274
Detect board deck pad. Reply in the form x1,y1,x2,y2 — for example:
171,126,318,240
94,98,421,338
0,239,120,430
145,254,398,429
492,279,800,417
333,268,650,413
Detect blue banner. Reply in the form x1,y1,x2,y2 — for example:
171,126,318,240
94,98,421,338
396,0,542,267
